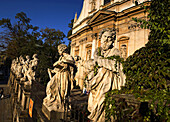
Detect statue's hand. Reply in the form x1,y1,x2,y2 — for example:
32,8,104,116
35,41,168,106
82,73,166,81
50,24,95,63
47,68,51,72
59,63,68,72
94,55,103,64
53,61,61,67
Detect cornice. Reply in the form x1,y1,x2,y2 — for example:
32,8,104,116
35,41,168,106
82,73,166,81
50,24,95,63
102,0,130,10
69,1,151,40
87,10,117,25
117,1,150,19
73,16,92,30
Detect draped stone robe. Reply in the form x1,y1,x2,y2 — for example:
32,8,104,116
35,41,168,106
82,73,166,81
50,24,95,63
88,47,126,122
43,53,75,111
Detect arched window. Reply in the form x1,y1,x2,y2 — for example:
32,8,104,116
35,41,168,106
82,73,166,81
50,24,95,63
118,36,129,59
74,46,79,57
120,44,127,59
104,0,111,5
86,44,92,60
86,50,92,60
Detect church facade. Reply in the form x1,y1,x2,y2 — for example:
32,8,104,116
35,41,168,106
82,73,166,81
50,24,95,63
69,0,150,88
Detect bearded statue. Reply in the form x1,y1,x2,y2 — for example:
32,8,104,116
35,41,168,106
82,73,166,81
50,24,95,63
87,28,126,122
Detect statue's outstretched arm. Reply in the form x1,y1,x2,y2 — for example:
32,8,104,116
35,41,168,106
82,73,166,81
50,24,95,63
48,68,52,79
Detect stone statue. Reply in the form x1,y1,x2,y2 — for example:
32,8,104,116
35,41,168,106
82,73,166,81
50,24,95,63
25,55,30,66
87,28,126,122
10,54,38,87
19,54,38,86
19,56,25,65
16,56,25,78
30,54,38,68
43,44,75,111
11,59,16,72
22,55,30,74
24,54,38,85
81,59,95,91
91,0,96,11
29,54,38,81
11,56,24,78
13,58,19,73
74,56,85,89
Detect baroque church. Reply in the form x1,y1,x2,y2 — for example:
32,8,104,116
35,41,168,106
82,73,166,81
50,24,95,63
69,0,150,89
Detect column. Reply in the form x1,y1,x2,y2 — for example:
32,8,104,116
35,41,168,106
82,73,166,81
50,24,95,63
14,80,18,93
26,94,31,109
91,33,97,59
21,92,26,110
17,85,21,102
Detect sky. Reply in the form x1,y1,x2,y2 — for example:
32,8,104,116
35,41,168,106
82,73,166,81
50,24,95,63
0,0,84,46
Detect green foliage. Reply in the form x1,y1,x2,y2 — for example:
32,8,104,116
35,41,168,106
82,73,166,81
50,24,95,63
105,40,170,121
133,0,170,44
41,27,65,47
0,12,66,85
96,47,125,71
0,12,41,58
97,47,103,57
123,41,169,90
93,62,99,76
67,19,74,38
105,0,170,121
35,47,52,85
105,93,143,122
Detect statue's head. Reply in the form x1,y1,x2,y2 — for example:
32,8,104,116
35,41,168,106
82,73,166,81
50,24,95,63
19,55,23,60
15,58,19,63
13,59,16,63
19,56,24,63
58,44,68,55
32,54,38,66
74,55,81,61
99,28,116,51
26,55,30,60
32,54,38,59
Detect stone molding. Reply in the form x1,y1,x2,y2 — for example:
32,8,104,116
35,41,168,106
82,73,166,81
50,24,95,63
79,37,87,44
128,23,142,31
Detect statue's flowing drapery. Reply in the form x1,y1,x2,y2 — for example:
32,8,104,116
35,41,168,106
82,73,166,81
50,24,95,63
43,53,75,110
88,47,125,122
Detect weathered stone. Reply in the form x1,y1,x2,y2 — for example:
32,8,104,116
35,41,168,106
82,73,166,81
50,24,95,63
9,54,39,122
42,104,64,121
82,29,126,122
11,54,38,86
43,44,76,112
70,0,150,91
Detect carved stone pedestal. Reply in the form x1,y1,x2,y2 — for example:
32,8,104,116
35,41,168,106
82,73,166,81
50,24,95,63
42,104,64,122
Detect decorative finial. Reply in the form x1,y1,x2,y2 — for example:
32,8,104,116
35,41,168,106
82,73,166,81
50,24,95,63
74,12,77,23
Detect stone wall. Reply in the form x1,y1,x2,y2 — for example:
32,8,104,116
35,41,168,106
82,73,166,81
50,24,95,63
70,1,151,89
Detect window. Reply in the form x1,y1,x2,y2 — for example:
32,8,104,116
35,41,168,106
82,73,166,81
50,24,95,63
86,44,92,60
74,49,79,56
86,50,92,60
74,46,79,57
118,36,129,59
104,0,111,5
120,44,127,59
